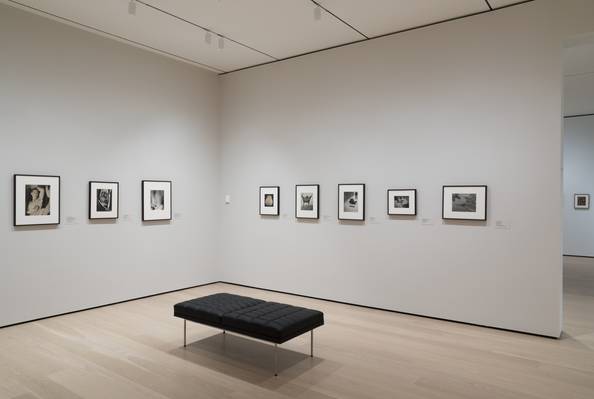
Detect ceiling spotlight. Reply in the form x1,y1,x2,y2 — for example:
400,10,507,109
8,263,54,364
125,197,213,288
218,35,224,50
205,31,212,45
128,0,136,15
314,5,322,21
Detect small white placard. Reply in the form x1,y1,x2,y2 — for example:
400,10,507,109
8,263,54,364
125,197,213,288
65,216,78,225
495,220,511,230
421,218,434,225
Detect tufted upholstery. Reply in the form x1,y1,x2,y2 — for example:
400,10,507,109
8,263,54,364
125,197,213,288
174,293,324,343
174,293,264,326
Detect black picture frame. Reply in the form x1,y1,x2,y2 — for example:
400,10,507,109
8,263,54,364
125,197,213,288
259,186,280,216
574,194,590,210
89,181,119,220
338,183,365,221
442,185,488,221
387,188,417,216
142,180,172,221
295,184,320,219
13,174,61,226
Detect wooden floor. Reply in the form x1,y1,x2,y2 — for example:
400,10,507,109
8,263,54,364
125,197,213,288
1,257,593,399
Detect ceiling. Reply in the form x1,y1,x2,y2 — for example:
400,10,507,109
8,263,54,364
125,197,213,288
3,0,531,74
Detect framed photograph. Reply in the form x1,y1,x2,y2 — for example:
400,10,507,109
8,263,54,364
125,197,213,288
387,189,416,216
142,180,172,221
89,181,119,220
575,194,590,210
14,174,60,226
295,184,319,219
442,185,487,221
338,184,365,221
259,186,280,216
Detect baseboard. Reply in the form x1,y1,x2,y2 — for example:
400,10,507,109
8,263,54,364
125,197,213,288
0,281,218,329
564,254,594,259
218,281,561,340
1,280,561,339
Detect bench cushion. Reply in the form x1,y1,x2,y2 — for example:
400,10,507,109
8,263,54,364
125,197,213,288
174,293,264,326
222,301,324,343
174,293,324,343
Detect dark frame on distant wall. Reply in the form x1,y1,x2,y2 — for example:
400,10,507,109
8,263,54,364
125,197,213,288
574,194,590,210
338,184,365,221
89,181,119,220
295,184,320,219
142,180,172,221
259,186,280,216
442,185,487,221
14,174,61,226
387,189,417,216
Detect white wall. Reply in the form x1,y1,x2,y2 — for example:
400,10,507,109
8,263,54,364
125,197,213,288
219,0,594,338
0,4,220,327
564,33,594,117
3,0,594,337
564,116,594,257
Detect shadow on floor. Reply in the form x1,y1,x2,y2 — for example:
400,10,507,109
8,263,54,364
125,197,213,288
169,332,330,385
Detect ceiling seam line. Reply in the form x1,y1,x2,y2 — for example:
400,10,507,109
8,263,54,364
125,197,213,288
136,0,277,60
485,1,494,11
220,0,536,76
6,0,226,73
309,0,369,39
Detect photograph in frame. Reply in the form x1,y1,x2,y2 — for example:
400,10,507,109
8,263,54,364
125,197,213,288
142,180,172,221
260,186,280,216
442,185,487,221
338,184,365,221
89,181,119,220
387,189,417,216
574,194,590,210
295,184,319,219
14,174,60,226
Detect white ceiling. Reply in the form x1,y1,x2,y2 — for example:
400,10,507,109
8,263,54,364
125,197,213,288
2,0,531,74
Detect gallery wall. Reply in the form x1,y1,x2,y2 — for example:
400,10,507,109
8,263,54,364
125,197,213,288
0,4,220,327
564,115,594,257
219,0,594,337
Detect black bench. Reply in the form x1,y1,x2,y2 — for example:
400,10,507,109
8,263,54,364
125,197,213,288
174,293,324,375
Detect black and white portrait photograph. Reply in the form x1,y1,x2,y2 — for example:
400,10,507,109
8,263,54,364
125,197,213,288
89,181,119,220
574,194,590,210
387,189,417,216
14,174,60,226
142,180,172,221
442,185,487,221
25,185,51,216
338,184,365,221
295,184,319,219
259,186,279,216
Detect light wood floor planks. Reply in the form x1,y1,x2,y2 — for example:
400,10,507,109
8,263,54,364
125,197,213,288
1,256,593,399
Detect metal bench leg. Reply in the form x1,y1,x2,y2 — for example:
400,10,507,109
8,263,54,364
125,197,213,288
184,320,187,348
310,330,314,357
274,344,278,376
